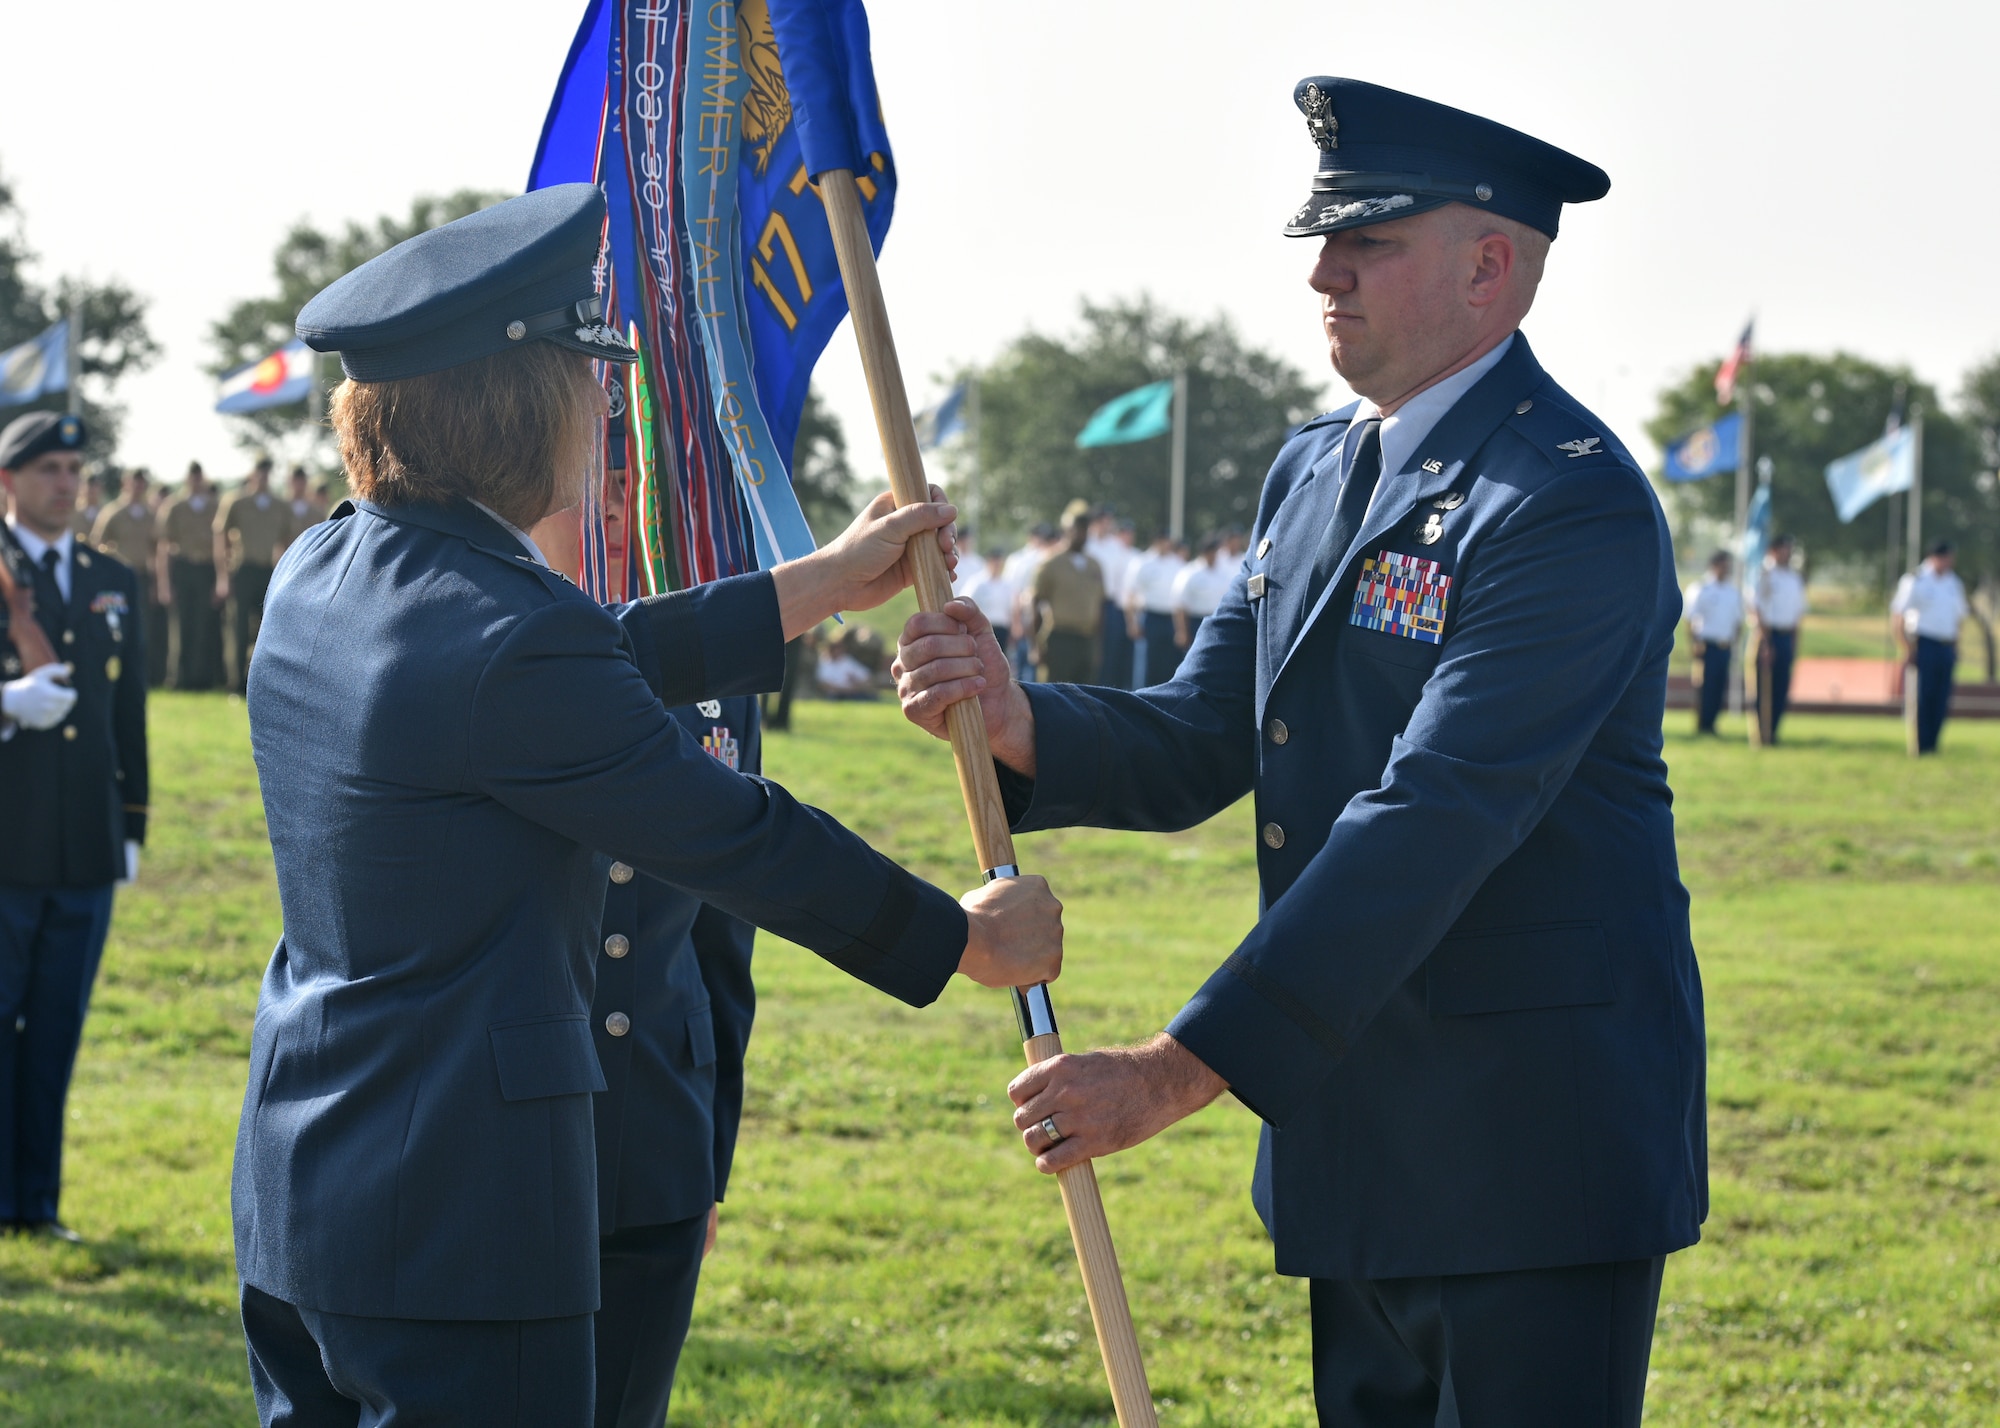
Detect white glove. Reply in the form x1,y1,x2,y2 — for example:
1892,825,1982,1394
121,840,141,885
2,664,77,731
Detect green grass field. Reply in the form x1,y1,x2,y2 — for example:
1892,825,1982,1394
1,694,1994,1425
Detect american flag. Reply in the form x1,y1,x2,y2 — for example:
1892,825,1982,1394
1714,320,1754,406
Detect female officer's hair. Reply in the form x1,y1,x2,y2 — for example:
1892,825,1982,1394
329,341,600,530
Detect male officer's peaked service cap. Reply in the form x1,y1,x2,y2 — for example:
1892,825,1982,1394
297,184,638,381
1283,78,1609,240
0,411,87,470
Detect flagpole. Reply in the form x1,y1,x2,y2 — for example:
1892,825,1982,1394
1907,408,1924,573
1729,384,1752,719
65,300,82,418
967,373,983,545
1168,367,1187,543
819,166,1159,1428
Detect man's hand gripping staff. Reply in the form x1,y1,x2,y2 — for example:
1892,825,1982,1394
818,167,1161,1427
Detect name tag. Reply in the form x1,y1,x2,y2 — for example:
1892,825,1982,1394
1351,550,1451,645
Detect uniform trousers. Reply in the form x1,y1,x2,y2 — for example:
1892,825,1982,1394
1761,628,1796,742
230,561,275,693
1098,599,1133,690
1913,635,1957,753
1140,610,1182,688
1696,641,1731,733
594,1213,710,1428
144,587,171,687
169,557,225,691
0,884,113,1223
1310,1256,1665,1427
241,1282,593,1428
1040,628,1098,684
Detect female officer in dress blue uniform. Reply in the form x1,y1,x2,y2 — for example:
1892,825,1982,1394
233,184,1063,1427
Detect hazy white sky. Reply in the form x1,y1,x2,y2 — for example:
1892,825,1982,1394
7,0,1997,502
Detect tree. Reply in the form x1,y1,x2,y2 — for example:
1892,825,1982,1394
0,167,160,460
1951,352,2000,677
1645,352,1987,594
210,191,509,458
789,385,857,536
969,296,1325,541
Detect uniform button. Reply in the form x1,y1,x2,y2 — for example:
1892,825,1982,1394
63,726,78,741
603,933,630,959
62,630,76,645
1515,400,1533,415
1261,821,1285,849
605,1012,630,1037
608,861,634,884
1268,718,1289,745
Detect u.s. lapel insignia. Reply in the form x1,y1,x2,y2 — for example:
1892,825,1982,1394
1421,458,1444,475
1352,550,1451,644
1557,437,1602,459
697,700,722,718
76,550,91,568
1432,491,1465,510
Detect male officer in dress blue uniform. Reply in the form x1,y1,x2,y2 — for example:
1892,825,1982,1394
590,695,760,1427
234,184,1061,1427
0,411,149,1242
898,79,1704,1425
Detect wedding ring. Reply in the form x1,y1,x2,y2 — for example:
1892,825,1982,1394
1040,1115,1064,1145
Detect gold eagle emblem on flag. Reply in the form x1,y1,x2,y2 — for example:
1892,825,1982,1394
736,0,791,177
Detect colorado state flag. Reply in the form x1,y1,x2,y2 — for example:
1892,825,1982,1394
216,340,316,414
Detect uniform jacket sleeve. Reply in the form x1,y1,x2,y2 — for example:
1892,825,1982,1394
470,596,965,1008
618,571,787,705
1167,467,1667,1123
691,901,756,1200
113,560,150,844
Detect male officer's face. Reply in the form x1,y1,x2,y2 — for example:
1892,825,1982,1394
1,450,84,540
1308,205,1535,410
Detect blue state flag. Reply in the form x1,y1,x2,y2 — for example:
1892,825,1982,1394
1661,411,1740,481
1076,380,1174,448
915,382,967,450
0,319,71,410
1825,425,1916,523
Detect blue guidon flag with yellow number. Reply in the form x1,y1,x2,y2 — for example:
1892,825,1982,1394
529,0,896,597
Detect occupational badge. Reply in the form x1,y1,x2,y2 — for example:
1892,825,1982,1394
1417,513,1444,545
1351,550,1452,645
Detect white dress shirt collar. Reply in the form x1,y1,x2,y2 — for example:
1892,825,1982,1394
1358,332,1517,482
7,519,74,602
469,500,549,567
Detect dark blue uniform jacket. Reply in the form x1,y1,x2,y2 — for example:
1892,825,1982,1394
1004,336,1706,1281
0,531,149,887
593,697,760,1233
235,498,965,1321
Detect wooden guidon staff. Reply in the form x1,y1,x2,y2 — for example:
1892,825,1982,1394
818,170,1159,1428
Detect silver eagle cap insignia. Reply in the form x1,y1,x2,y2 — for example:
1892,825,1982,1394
1300,83,1338,151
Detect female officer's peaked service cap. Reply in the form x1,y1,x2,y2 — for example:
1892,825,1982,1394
296,184,638,381
1283,77,1609,241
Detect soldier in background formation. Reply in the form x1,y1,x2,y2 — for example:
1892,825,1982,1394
1683,549,1742,735
1892,538,1969,754
1124,529,1188,687
90,468,169,688
215,458,291,693
1085,510,1138,688
1751,534,1806,744
0,412,150,1243
157,461,225,691
1030,504,1105,683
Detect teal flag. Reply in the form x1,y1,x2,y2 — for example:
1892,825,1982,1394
1076,379,1173,448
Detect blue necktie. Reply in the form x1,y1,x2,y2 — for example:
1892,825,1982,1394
1303,416,1383,615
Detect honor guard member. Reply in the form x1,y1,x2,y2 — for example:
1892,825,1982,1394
91,468,168,686
215,457,290,693
156,461,225,690
898,78,1705,1426
1892,539,1969,754
233,184,1063,1428
1684,550,1742,735
0,411,150,1241
1752,534,1806,743
590,697,760,1428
